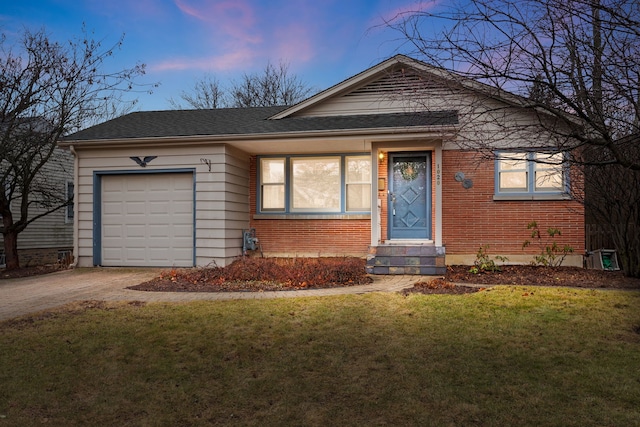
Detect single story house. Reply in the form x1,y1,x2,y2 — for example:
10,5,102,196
60,55,584,274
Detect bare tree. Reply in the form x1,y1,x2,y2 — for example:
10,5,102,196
388,0,640,276
229,60,314,107
0,27,151,270
168,74,227,109
168,61,314,109
389,0,639,168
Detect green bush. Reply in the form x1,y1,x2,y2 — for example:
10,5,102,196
522,221,574,267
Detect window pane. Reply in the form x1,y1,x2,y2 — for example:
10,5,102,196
500,171,528,190
498,152,528,192
346,157,371,182
347,183,371,211
499,153,528,171
534,153,564,191
535,152,564,164
291,157,340,211
262,185,285,210
261,158,284,184
535,170,563,191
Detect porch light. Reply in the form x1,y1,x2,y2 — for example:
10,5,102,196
378,152,385,163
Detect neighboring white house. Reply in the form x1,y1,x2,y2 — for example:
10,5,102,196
0,147,74,267
60,55,585,273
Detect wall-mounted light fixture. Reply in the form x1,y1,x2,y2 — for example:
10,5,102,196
378,151,385,163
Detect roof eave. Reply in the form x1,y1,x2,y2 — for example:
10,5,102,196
59,124,459,149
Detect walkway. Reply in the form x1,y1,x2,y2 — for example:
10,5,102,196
0,268,423,321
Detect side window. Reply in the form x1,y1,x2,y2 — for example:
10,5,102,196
495,151,567,198
346,156,371,211
260,158,285,211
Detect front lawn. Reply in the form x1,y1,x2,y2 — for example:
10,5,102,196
1,288,639,426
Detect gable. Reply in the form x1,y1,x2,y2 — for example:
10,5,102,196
286,66,457,118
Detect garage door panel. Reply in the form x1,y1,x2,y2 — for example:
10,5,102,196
101,173,194,267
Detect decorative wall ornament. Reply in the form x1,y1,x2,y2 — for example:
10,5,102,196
454,171,473,189
129,156,157,167
200,158,212,172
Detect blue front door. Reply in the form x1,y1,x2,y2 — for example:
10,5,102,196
388,152,431,239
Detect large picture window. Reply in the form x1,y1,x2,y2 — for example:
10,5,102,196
258,154,371,214
495,151,567,198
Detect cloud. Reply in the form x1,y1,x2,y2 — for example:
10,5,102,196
376,0,441,26
272,23,315,63
174,0,261,44
151,48,255,72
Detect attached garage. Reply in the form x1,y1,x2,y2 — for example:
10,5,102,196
97,171,195,267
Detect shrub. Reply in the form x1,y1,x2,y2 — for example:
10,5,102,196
470,245,508,274
522,221,574,267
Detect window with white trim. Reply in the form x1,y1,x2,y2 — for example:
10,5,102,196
258,154,371,213
495,151,567,197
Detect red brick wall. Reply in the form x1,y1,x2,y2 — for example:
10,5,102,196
248,156,371,256
442,150,585,255
247,151,584,258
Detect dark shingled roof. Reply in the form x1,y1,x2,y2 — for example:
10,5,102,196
63,107,459,141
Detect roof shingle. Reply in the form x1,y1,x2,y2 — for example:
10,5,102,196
63,107,458,141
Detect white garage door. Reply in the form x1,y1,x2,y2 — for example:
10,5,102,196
101,173,194,267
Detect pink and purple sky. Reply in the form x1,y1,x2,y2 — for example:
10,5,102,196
1,0,438,111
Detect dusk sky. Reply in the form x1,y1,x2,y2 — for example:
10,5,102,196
1,0,438,111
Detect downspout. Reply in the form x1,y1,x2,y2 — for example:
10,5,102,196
69,145,79,268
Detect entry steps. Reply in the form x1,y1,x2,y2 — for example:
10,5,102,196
366,243,446,275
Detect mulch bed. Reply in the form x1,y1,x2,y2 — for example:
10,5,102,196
445,264,640,290
4,262,639,295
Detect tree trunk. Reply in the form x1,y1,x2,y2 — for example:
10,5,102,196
2,230,20,270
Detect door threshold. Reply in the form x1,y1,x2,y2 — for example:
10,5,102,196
383,240,434,245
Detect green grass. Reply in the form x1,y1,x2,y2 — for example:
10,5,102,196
1,287,639,426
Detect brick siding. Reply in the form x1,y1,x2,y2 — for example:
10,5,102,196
248,156,371,256
441,150,584,255
248,151,584,259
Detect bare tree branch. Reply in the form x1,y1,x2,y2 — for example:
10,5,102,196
0,27,153,269
386,0,640,276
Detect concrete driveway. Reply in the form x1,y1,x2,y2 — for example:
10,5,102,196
0,267,420,321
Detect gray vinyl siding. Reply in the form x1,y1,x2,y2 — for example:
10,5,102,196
74,143,250,267
0,148,74,252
